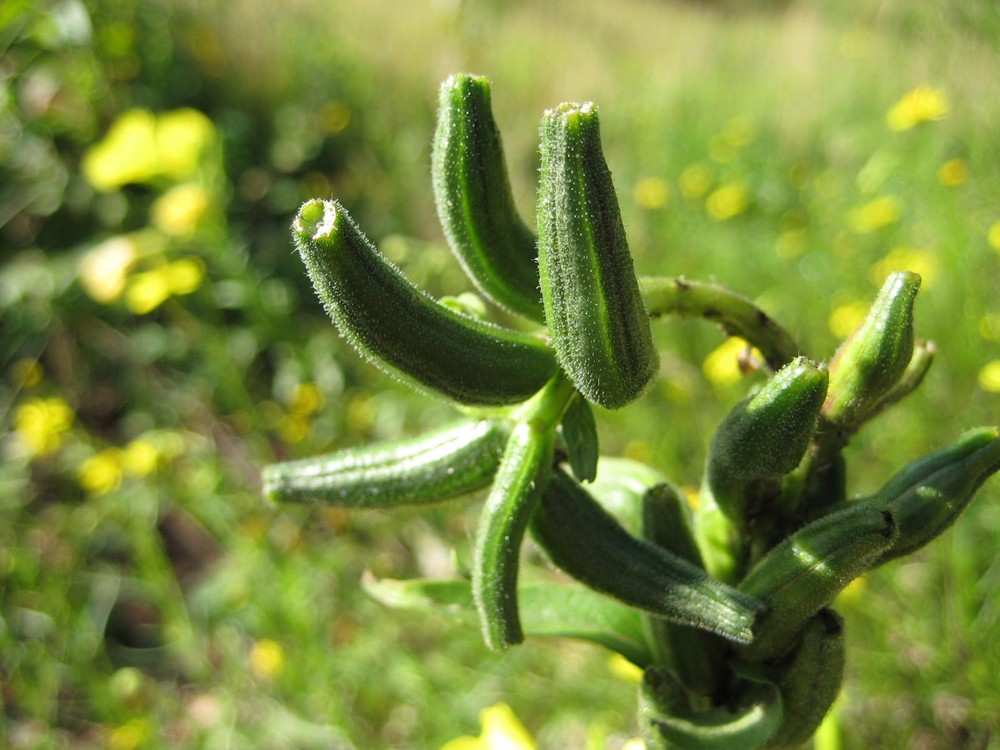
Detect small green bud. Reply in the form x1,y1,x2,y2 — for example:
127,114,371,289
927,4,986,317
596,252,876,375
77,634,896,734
537,103,658,409
874,426,1000,564
823,271,920,428
432,74,544,321
293,199,557,406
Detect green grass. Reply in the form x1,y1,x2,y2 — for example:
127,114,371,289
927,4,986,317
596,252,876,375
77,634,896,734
2,0,999,747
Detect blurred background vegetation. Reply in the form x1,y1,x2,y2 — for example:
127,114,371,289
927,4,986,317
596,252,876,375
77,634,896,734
2,0,999,747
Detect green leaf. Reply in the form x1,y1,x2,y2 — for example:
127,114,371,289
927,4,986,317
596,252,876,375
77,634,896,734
561,395,599,482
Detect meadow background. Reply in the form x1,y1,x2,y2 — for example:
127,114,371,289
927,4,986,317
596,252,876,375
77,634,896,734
2,0,999,747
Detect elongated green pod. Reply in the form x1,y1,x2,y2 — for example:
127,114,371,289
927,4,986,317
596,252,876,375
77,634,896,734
739,502,897,661
431,74,544,321
293,199,557,406
261,419,508,508
532,469,764,644
760,609,845,749
823,271,920,428
473,418,555,650
537,103,657,409
706,358,828,527
874,426,1000,564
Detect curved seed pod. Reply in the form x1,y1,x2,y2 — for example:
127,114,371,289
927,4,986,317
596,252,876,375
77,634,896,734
292,199,557,406
261,419,508,508
473,418,556,651
823,271,920,428
531,469,764,644
537,103,657,409
739,502,897,661
706,357,828,528
760,609,845,749
431,74,544,321
874,426,1000,565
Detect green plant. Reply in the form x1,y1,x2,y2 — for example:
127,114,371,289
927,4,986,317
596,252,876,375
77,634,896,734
261,74,1000,749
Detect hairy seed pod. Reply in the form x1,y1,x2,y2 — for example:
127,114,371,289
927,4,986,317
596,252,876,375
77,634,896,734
873,426,1000,564
537,103,657,409
823,271,920,428
706,357,828,527
532,469,764,644
739,502,897,661
473,418,555,651
293,199,557,406
261,419,508,508
760,609,845,749
432,74,544,321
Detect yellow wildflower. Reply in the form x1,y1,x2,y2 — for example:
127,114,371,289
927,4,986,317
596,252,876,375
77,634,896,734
608,653,644,683
634,177,671,210
78,235,139,304
14,397,74,458
987,221,1000,254
79,449,124,495
848,196,901,233
165,258,206,296
937,158,967,187
828,300,869,339
123,440,159,477
249,639,285,680
151,183,212,237
155,109,216,179
705,183,749,221
290,382,325,416
125,258,205,314
979,360,1000,393
109,717,153,750
703,337,761,388
886,86,949,131
440,703,536,750
82,109,160,190
679,163,713,200
869,247,936,288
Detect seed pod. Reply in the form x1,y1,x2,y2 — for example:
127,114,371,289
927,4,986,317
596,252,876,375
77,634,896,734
874,426,1000,564
739,502,897,661
823,271,920,428
706,357,829,527
261,418,508,508
537,103,657,409
760,609,845,749
532,469,764,644
473,418,555,651
293,199,557,406
431,74,544,321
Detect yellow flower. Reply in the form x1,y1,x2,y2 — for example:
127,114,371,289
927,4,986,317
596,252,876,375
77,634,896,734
289,382,325,416
869,247,936,288
249,639,285,680
979,360,1000,393
634,177,671,210
886,86,949,131
165,258,206,296
608,653,644,683
848,196,901,233
705,182,749,221
440,703,536,750
703,337,761,388
78,235,139,303
679,163,713,200
828,300,869,339
79,449,125,495
155,109,216,179
151,183,212,237
123,440,159,477
125,258,205,314
987,221,1000,254
14,397,74,458
937,158,967,187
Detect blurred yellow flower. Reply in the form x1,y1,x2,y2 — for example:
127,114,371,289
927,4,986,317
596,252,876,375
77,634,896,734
987,221,1000,254
123,440,159,477
705,183,749,221
109,717,153,750
440,703,536,750
151,183,212,237
608,653,644,683
79,449,124,495
848,196,901,233
78,236,139,303
775,228,807,260
679,163,713,200
634,177,671,210
125,258,205,314
82,108,216,191
937,158,967,187
290,382,325,416
249,638,285,680
703,337,762,388
165,258,206,296
14,397,74,458
869,247,936,288
979,360,1000,393
886,86,949,131
828,300,869,339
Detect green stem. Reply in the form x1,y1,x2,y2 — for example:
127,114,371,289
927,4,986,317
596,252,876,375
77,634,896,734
640,276,800,372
